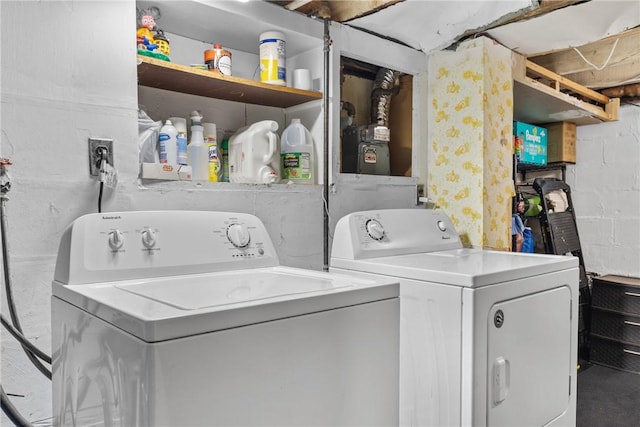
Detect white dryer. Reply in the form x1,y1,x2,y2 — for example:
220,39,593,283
330,209,579,427
51,210,399,427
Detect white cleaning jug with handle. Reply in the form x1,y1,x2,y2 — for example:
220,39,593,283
228,120,281,184
280,118,315,184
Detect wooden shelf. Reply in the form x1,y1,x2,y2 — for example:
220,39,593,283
137,55,323,108
513,54,620,126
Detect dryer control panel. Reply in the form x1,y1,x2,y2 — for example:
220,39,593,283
332,209,462,260
53,211,280,285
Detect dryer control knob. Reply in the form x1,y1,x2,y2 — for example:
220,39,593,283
437,220,447,232
366,219,385,241
141,228,156,249
227,223,251,248
108,230,124,250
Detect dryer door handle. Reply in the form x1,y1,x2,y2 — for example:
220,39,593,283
493,356,510,406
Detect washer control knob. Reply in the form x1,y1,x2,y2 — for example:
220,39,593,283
108,230,124,250
366,219,385,241
141,228,156,249
227,223,250,248
437,220,447,232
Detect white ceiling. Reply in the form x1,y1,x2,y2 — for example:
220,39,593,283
487,0,640,55
345,0,640,56
347,0,534,53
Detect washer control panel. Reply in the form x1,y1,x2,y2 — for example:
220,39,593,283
331,209,462,260
226,223,251,248
54,211,280,285
365,219,385,241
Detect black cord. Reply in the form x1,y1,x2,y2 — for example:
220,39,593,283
98,180,104,213
1,385,33,427
97,149,107,213
0,197,52,380
1,314,51,364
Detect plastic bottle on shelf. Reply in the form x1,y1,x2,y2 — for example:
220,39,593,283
280,118,315,184
169,117,188,166
203,123,219,182
158,120,178,164
187,111,209,181
220,131,231,182
259,31,286,86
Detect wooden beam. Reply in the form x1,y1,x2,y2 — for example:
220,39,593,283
327,0,404,22
486,0,584,27
526,59,611,104
602,83,640,98
285,0,314,10
513,52,620,123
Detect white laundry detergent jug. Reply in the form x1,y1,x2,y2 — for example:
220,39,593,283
228,120,281,184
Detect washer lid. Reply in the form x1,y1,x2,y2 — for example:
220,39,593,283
331,248,579,288
52,266,398,342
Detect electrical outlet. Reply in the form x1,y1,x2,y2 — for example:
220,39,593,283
88,138,114,176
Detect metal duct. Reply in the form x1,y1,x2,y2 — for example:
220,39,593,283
371,68,400,126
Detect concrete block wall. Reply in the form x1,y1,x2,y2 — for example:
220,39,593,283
566,104,640,278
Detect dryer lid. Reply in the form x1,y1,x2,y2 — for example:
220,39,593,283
52,266,398,342
331,248,579,288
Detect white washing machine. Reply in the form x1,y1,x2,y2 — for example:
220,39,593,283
51,210,400,427
330,209,579,427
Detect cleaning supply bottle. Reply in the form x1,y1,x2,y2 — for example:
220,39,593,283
220,131,232,182
158,119,178,164
228,120,280,184
280,118,315,184
203,123,219,182
170,118,188,166
188,115,209,181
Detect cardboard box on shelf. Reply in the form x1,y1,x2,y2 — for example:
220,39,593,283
140,163,192,180
514,121,547,166
545,121,576,163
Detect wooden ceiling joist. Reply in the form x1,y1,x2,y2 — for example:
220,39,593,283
273,0,403,22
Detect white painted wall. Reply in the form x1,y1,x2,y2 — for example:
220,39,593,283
1,1,324,424
1,2,138,423
567,104,640,277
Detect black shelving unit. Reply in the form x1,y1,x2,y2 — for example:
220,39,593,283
518,161,569,182
532,177,591,362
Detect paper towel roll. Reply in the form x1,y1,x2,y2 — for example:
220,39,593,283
293,69,312,90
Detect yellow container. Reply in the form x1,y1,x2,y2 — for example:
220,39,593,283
259,31,286,86
203,123,219,182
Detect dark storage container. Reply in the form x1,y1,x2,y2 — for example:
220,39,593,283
590,275,640,374
591,309,640,345
590,336,640,374
591,275,640,316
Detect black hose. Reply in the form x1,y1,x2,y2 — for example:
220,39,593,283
1,196,52,379
1,314,52,364
1,385,33,427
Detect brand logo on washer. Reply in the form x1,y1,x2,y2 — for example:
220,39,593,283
494,310,504,328
102,215,122,220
